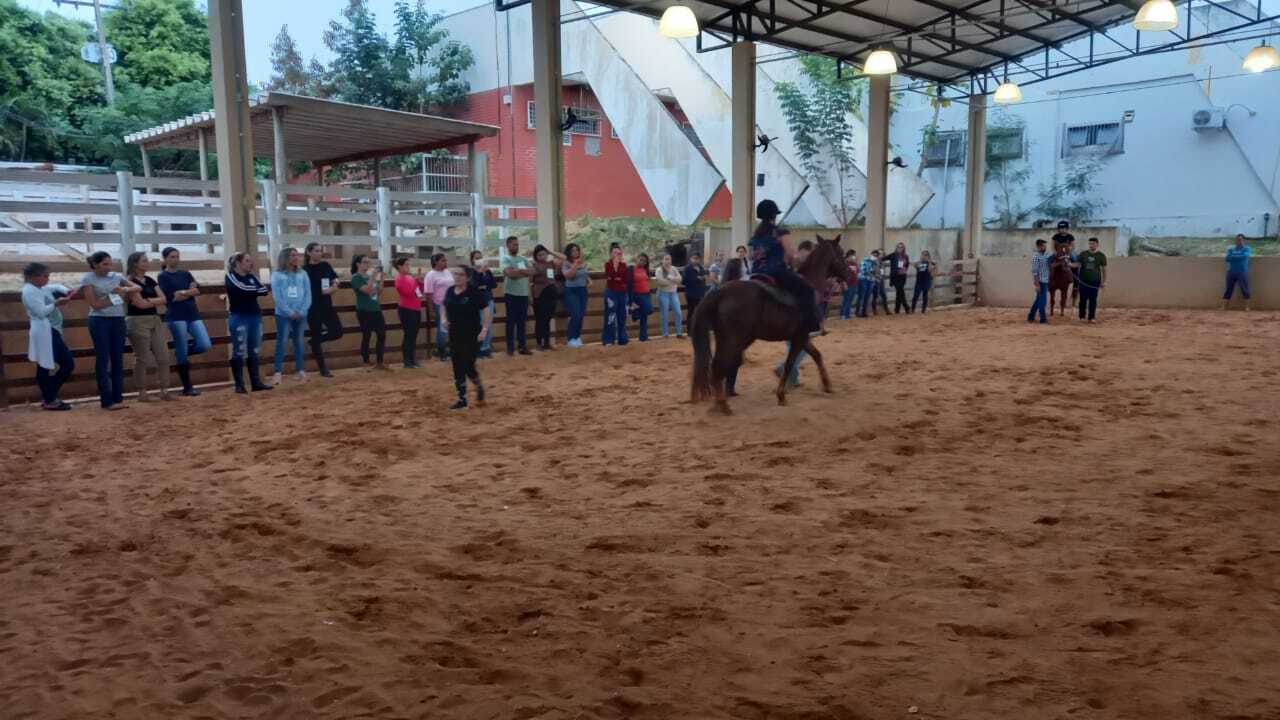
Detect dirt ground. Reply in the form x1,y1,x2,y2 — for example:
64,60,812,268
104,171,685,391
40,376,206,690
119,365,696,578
1,307,1278,720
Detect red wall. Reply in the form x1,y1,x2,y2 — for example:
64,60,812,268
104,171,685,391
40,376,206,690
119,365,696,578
448,84,731,223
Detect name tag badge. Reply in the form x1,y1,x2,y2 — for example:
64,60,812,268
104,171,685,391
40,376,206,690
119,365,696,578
320,278,331,289
109,293,124,307
546,268,555,279
286,286,300,299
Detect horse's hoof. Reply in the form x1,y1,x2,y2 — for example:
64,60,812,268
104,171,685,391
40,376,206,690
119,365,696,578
823,386,834,394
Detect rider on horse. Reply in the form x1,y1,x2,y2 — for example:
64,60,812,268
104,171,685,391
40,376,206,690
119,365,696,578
748,199,821,333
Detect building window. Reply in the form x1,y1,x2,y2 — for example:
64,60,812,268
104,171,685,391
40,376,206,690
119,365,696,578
987,127,1024,161
585,137,602,156
922,130,965,168
610,124,619,140
527,101,601,136
1063,121,1124,156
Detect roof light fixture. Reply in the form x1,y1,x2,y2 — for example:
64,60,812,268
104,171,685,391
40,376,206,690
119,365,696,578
1133,0,1178,32
864,48,898,75
993,79,1023,104
1243,40,1280,73
659,4,699,38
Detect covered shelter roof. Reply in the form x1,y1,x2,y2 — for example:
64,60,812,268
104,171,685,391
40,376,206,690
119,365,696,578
123,92,499,165
557,1,1277,92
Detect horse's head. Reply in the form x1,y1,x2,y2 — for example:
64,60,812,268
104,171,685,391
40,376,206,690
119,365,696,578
812,234,853,283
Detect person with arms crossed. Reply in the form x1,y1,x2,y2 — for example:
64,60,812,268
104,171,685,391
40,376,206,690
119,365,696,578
158,247,211,395
22,262,74,411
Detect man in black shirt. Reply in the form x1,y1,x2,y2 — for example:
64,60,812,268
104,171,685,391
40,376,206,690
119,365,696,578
682,253,708,320
444,267,491,409
1051,220,1075,254
303,243,344,377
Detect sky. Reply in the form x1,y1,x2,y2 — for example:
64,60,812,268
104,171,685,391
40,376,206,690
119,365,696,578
18,0,486,86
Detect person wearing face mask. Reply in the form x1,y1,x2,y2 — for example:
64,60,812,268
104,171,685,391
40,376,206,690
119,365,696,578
157,247,211,396
302,243,343,378
124,251,173,402
80,251,140,410
443,267,491,409
224,252,273,393
22,262,75,411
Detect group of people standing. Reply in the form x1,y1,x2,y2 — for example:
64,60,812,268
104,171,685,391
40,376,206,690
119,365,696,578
1027,221,1109,323
837,243,939,320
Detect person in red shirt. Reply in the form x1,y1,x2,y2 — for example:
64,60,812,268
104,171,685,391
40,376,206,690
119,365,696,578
628,252,653,342
602,244,630,346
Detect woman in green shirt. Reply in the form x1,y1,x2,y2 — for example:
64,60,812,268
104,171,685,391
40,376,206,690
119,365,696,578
350,254,388,369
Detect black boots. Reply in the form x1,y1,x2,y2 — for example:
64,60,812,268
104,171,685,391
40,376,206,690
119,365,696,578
176,363,200,396
313,345,333,378
231,356,271,394
247,355,272,391
230,357,247,394
451,377,485,410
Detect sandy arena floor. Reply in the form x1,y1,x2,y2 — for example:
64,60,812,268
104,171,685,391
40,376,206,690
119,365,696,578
2,307,1278,719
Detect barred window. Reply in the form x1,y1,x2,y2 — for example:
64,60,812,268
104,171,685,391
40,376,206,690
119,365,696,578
527,101,601,136
922,130,965,167
1063,121,1124,156
987,128,1024,160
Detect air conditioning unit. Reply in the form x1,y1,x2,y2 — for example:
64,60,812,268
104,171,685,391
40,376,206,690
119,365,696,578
502,94,512,105
1191,108,1226,131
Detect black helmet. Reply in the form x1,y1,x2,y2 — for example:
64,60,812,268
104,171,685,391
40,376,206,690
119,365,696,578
756,199,780,220
1057,220,1070,229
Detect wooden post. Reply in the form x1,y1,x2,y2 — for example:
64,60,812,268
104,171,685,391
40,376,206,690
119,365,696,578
307,197,319,235
139,145,152,178
271,107,288,185
262,178,280,268
470,146,487,252
198,128,213,245
0,331,9,410
116,171,136,259
80,184,93,252
208,0,257,261
376,186,392,268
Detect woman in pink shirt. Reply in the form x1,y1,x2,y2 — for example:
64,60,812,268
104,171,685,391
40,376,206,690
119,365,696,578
393,257,424,368
423,253,454,361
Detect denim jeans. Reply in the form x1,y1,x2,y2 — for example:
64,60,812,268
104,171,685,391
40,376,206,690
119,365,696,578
481,299,495,351
631,292,653,341
1224,270,1250,300
504,294,529,353
273,314,306,373
228,312,263,359
911,275,933,313
434,302,449,355
840,286,857,319
658,290,683,336
36,328,74,405
856,278,875,316
1028,282,1049,323
166,318,212,364
562,286,587,342
602,288,629,345
88,315,127,407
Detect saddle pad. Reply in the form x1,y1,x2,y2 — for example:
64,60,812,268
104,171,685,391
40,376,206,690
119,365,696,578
749,277,797,307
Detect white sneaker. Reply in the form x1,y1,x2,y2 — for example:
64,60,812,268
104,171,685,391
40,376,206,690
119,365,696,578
271,372,283,386
295,371,308,382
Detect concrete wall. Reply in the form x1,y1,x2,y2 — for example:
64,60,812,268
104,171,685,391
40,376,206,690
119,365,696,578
978,255,1280,309
980,226,1126,258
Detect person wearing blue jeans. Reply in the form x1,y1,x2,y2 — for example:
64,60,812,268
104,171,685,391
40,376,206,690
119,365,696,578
839,249,859,319
1222,234,1252,310
80,251,137,410
1027,238,1051,324
271,247,312,383
655,255,683,337
602,246,630,346
500,236,535,355
225,252,273,393
628,253,653,342
560,243,589,347
158,247,212,395
856,251,880,317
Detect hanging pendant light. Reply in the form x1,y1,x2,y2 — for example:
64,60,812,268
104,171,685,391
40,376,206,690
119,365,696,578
659,4,699,38
863,47,898,75
1243,40,1280,73
1133,0,1178,32
993,79,1023,104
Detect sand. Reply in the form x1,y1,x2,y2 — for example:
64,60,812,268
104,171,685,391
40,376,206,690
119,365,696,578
1,307,1278,720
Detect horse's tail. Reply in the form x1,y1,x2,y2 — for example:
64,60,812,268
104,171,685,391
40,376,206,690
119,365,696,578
690,291,717,403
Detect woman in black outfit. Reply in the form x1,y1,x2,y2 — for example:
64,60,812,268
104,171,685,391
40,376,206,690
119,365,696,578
911,250,937,313
884,242,912,313
224,252,272,393
531,244,563,350
444,267,490,409
303,242,343,377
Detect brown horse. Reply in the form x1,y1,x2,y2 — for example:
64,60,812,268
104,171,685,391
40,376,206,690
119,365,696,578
690,235,852,414
1048,246,1073,316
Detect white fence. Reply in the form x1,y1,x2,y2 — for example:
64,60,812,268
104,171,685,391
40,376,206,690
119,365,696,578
0,168,539,266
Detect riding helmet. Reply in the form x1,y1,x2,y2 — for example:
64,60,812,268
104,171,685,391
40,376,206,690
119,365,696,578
756,199,780,220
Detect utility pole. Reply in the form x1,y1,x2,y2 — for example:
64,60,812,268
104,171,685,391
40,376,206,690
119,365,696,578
92,0,115,105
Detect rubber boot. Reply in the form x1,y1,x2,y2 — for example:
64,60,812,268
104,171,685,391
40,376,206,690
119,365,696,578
230,358,247,394
314,345,333,377
450,379,468,410
177,363,200,396
473,377,486,407
247,355,272,391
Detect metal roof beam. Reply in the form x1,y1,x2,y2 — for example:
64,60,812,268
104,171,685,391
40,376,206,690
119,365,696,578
907,0,1057,46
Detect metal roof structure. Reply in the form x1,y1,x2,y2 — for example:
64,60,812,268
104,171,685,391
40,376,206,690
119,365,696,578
124,92,499,165
507,1,1280,95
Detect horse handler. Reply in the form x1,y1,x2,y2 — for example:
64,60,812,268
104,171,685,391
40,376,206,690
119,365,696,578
1076,237,1107,322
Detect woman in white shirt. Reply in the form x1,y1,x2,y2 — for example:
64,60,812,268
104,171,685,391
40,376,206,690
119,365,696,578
654,253,684,338
22,262,75,411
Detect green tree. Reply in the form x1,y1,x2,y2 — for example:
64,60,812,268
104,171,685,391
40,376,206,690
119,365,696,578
0,0,101,162
774,56,867,227
103,0,209,88
392,0,473,112
267,24,329,96
324,0,404,108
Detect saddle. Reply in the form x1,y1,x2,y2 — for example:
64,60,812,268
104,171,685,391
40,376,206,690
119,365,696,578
748,274,797,307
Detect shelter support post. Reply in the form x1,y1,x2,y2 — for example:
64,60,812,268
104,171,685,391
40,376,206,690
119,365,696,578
207,0,256,260
262,179,280,268
531,0,564,251
115,171,135,260
271,107,288,185
864,74,890,252
198,128,213,245
731,41,756,249
376,187,392,268
139,146,152,178
470,146,488,252
963,93,987,260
